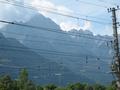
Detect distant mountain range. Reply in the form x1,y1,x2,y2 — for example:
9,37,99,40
0,13,114,84
0,32,93,85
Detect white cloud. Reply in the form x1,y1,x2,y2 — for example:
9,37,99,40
0,0,36,28
31,0,55,10
0,0,34,20
60,22,81,31
57,6,73,14
83,20,91,30
31,0,73,16
60,20,92,31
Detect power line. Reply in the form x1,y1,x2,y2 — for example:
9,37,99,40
0,37,109,49
0,20,112,41
0,44,112,60
97,0,118,6
1,30,112,42
0,0,111,25
1,31,112,49
0,64,110,74
6,0,111,21
0,55,111,72
76,0,108,8
0,0,114,80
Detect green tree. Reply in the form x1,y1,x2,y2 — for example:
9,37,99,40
106,83,116,90
67,83,85,90
12,80,19,90
106,85,116,90
19,68,28,83
0,75,14,90
84,85,93,90
17,68,29,90
55,87,66,90
44,84,57,90
93,84,106,90
73,83,85,90
36,85,43,90
24,80,36,90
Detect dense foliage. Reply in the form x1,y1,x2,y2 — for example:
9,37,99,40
0,69,116,90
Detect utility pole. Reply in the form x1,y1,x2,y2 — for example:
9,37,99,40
108,6,120,90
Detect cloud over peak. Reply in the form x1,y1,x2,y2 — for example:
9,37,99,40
60,20,92,31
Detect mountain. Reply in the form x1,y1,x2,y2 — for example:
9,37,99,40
0,33,93,85
0,13,113,84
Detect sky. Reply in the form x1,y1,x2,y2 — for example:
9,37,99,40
0,0,120,36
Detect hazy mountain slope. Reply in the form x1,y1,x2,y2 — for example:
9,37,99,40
0,33,93,85
0,13,113,84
